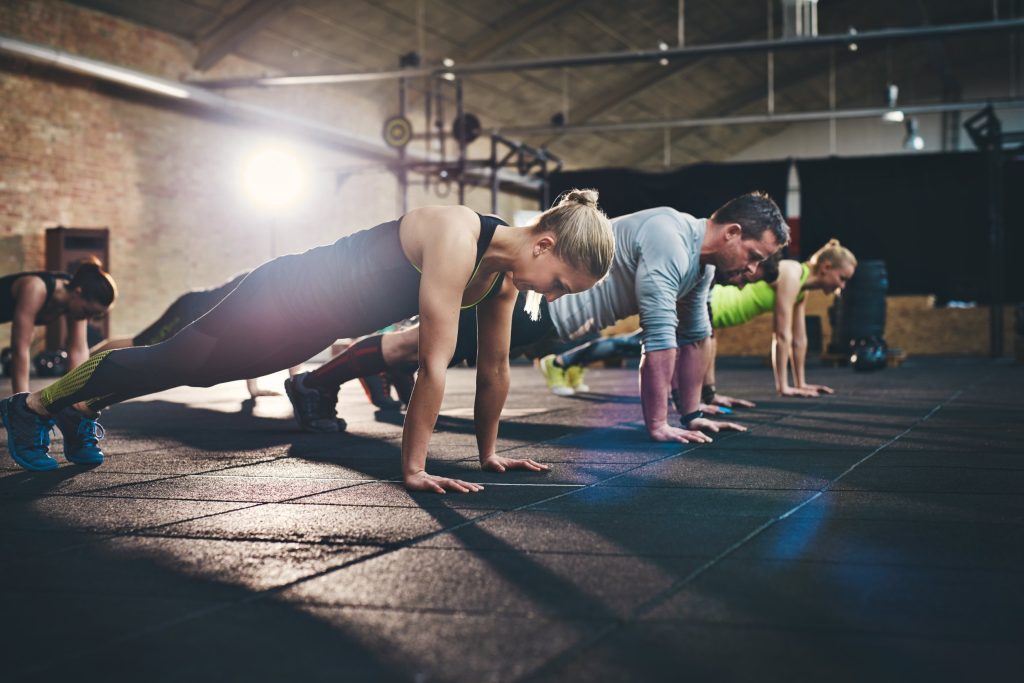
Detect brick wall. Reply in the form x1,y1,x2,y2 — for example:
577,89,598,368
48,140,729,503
0,0,530,351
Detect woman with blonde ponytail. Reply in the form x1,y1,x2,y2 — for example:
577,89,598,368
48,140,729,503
705,238,857,401
2,196,614,484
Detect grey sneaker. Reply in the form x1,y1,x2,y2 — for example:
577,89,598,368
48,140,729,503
0,393,58,471
284,372,343,433
55,407,105,465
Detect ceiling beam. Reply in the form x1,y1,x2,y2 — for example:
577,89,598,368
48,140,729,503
619,51,857,166
535,20,760,149
195,0,300,72
458,0,585,64
189,16,1024,86
537,0,868,149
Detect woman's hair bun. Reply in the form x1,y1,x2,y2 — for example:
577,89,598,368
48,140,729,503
559,188,599,208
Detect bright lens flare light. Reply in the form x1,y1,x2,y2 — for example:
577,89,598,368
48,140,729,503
241,144,308,210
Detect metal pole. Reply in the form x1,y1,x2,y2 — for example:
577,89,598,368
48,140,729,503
541,159,551,210
0,34,398,161
494,97,1024,136
399,77,408,214
456,78,466,205
828,47,836,153
186,18,1024,87
678,0,685,47
490,135,499,214
767,0,775,115
424,76,432,189
989,137,1005,357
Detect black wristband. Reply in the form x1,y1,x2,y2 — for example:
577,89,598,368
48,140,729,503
680,410,704,426
701,383,717,404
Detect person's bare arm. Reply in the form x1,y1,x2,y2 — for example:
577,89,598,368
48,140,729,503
643,348,711,443
475,279,548,473
677,338,746,433
772,262,816,397
9,278,46,394
790,298,809,388
401,207,484,493
65,317,90,372
792,298,834,395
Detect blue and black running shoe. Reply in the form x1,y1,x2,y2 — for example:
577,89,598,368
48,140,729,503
0,393,58,472
55,407,105,465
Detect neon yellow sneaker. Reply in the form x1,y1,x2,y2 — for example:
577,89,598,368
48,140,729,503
538,355,574,396
566,365,590,393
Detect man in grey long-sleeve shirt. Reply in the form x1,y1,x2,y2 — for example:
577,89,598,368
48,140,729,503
543,193,788,443
287,192,789,443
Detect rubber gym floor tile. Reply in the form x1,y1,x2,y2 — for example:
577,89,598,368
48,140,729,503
0,470,166,498
528,621,1022,683
434,461,637,486
416,508,768,557
788,490,1024,523
215,457,399,481
154,502,491,546
77,473,361,503
705,433,885,451
886,431,1024,453
516,445,692,465
0,536,253,600
295,605,613,683
284,546,704,620
293,480,581,509
529,485,810,517
641,558,1024,639
31,600,415,682
89,446,281,475
610,456,849,490
831,465,1024,494
731,516,1024,570
0,592,237,678
858,448,1024,468
0,497,252,533
680,448,870,469
0,529,108,562
101,535,377,591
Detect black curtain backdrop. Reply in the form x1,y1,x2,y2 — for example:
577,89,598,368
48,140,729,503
1003,158,1024,302
547,160,791,220
798,152,1022,303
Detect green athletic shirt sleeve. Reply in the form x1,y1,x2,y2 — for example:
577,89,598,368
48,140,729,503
711,261,809,329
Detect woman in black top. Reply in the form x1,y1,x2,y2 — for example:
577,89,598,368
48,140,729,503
1,256,116,394
4,194,613,492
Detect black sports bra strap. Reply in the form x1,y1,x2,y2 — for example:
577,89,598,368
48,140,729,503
474,214,508,267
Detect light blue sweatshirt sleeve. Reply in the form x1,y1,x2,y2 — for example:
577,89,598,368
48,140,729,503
633,215,692,352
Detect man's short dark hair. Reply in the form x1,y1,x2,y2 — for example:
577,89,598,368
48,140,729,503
710,191,789,246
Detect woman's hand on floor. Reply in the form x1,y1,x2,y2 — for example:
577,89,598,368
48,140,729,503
404,470,484,494
713,394,756,408
480,454,550,473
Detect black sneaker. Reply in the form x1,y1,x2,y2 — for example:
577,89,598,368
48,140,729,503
55,407,105,465
317,383,346,432
359,374,402,411
284,372,340,433
0,393,58,471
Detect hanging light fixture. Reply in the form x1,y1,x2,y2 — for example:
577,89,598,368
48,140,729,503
903,117,925,150
882,83,904,123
